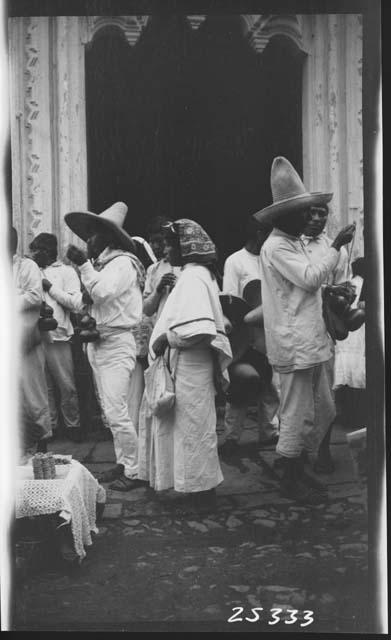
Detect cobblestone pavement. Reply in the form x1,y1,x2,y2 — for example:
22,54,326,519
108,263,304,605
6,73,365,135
13,417,369,632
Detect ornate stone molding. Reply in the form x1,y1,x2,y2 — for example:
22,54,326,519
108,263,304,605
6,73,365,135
187,16,206,30
81,15,149,46
242,14,307,54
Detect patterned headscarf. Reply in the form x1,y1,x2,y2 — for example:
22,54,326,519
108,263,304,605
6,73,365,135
169,218,217,264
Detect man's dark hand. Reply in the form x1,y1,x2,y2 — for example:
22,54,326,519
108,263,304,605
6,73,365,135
67,244,87,266
42,278,52,292
153,333,169,356
157,273,177,294
331,224,356,250
82,290,93,305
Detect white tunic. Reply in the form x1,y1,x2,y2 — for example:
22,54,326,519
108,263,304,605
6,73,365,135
139,263,232,492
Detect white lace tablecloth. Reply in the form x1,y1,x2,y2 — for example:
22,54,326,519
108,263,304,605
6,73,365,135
15,459,106,560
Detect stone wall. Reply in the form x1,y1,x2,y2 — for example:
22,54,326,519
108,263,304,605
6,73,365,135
8,14,363,259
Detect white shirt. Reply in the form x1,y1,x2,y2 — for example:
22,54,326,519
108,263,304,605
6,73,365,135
13,255,42,311
301,232,350,284
260,229,339,372
79,249,142,331
42,261,83,341
222,247,261,298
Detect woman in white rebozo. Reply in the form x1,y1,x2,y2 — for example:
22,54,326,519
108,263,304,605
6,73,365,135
140,218,232,510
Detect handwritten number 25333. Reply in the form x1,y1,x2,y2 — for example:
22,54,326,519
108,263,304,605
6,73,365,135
227,607,314,627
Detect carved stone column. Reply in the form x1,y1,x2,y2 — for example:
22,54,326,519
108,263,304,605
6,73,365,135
9,17,54,253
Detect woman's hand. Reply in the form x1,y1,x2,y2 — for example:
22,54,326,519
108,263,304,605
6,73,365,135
157,273,177,294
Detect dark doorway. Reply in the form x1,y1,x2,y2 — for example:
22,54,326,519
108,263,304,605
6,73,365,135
85,16,304,265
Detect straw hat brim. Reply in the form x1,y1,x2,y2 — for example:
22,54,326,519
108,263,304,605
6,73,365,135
253,191,333,226
64,211,136,253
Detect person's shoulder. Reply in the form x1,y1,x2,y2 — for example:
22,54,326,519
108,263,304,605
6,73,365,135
225,248,245,263
262,232,287,252
57,261,78,275
20,256,41,275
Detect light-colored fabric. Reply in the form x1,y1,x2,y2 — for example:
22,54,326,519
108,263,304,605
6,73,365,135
223,248,262,298
13,255,42,312
143,259,181,322
276,361,336,458
139,264,231,492
87,332,138,478
13,256,42,353
79,249,142,330
43,341,80,430
301,232,350,285
150,263,232,382
21,342,52,439
16,458,106,560
13,255,51,441
260,229,339,371
41,261,83,341
223,248,267,354
147,348,223,492
128,359,146,434
334,276,366,389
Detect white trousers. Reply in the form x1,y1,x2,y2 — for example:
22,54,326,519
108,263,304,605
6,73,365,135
43,341,80,430
276,360,336,458
21,342,52,440
87,331,138,478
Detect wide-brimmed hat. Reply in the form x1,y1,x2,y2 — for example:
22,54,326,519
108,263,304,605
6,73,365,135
64,202,136,253
219,294,251,326
253,157,333,226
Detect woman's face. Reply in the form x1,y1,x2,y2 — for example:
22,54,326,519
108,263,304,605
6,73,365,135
149,232,165,261
163,237,182,266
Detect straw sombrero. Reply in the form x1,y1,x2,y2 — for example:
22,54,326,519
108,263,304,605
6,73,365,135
253,157,333,226
64,202,136,253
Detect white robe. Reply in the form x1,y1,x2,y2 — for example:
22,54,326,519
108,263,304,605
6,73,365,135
138,263,232,492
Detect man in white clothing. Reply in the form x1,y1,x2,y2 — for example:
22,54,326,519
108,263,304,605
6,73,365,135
29,233,83,442
300,206,350,473
66,202,147,491
254,157,355,504
221,217,279,455
11,227,51,457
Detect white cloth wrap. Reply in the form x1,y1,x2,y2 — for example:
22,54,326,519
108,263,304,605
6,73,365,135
15,460,106,560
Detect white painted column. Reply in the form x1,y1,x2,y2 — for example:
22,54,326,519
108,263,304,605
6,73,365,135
345,14,364,259
301,13,363,256
52,16,88,256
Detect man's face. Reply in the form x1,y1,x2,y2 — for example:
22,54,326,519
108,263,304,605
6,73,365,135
149,232,165,260
30,243,51,268
255,227,271,252
87,233,108,260
303,207,328,237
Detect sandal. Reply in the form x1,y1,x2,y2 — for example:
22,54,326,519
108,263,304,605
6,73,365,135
96,465,124,484
109,476,148,492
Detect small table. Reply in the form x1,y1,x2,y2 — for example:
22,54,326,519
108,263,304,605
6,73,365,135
16,458,106,561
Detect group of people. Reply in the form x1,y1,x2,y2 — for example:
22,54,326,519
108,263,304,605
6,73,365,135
12,156,365,509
